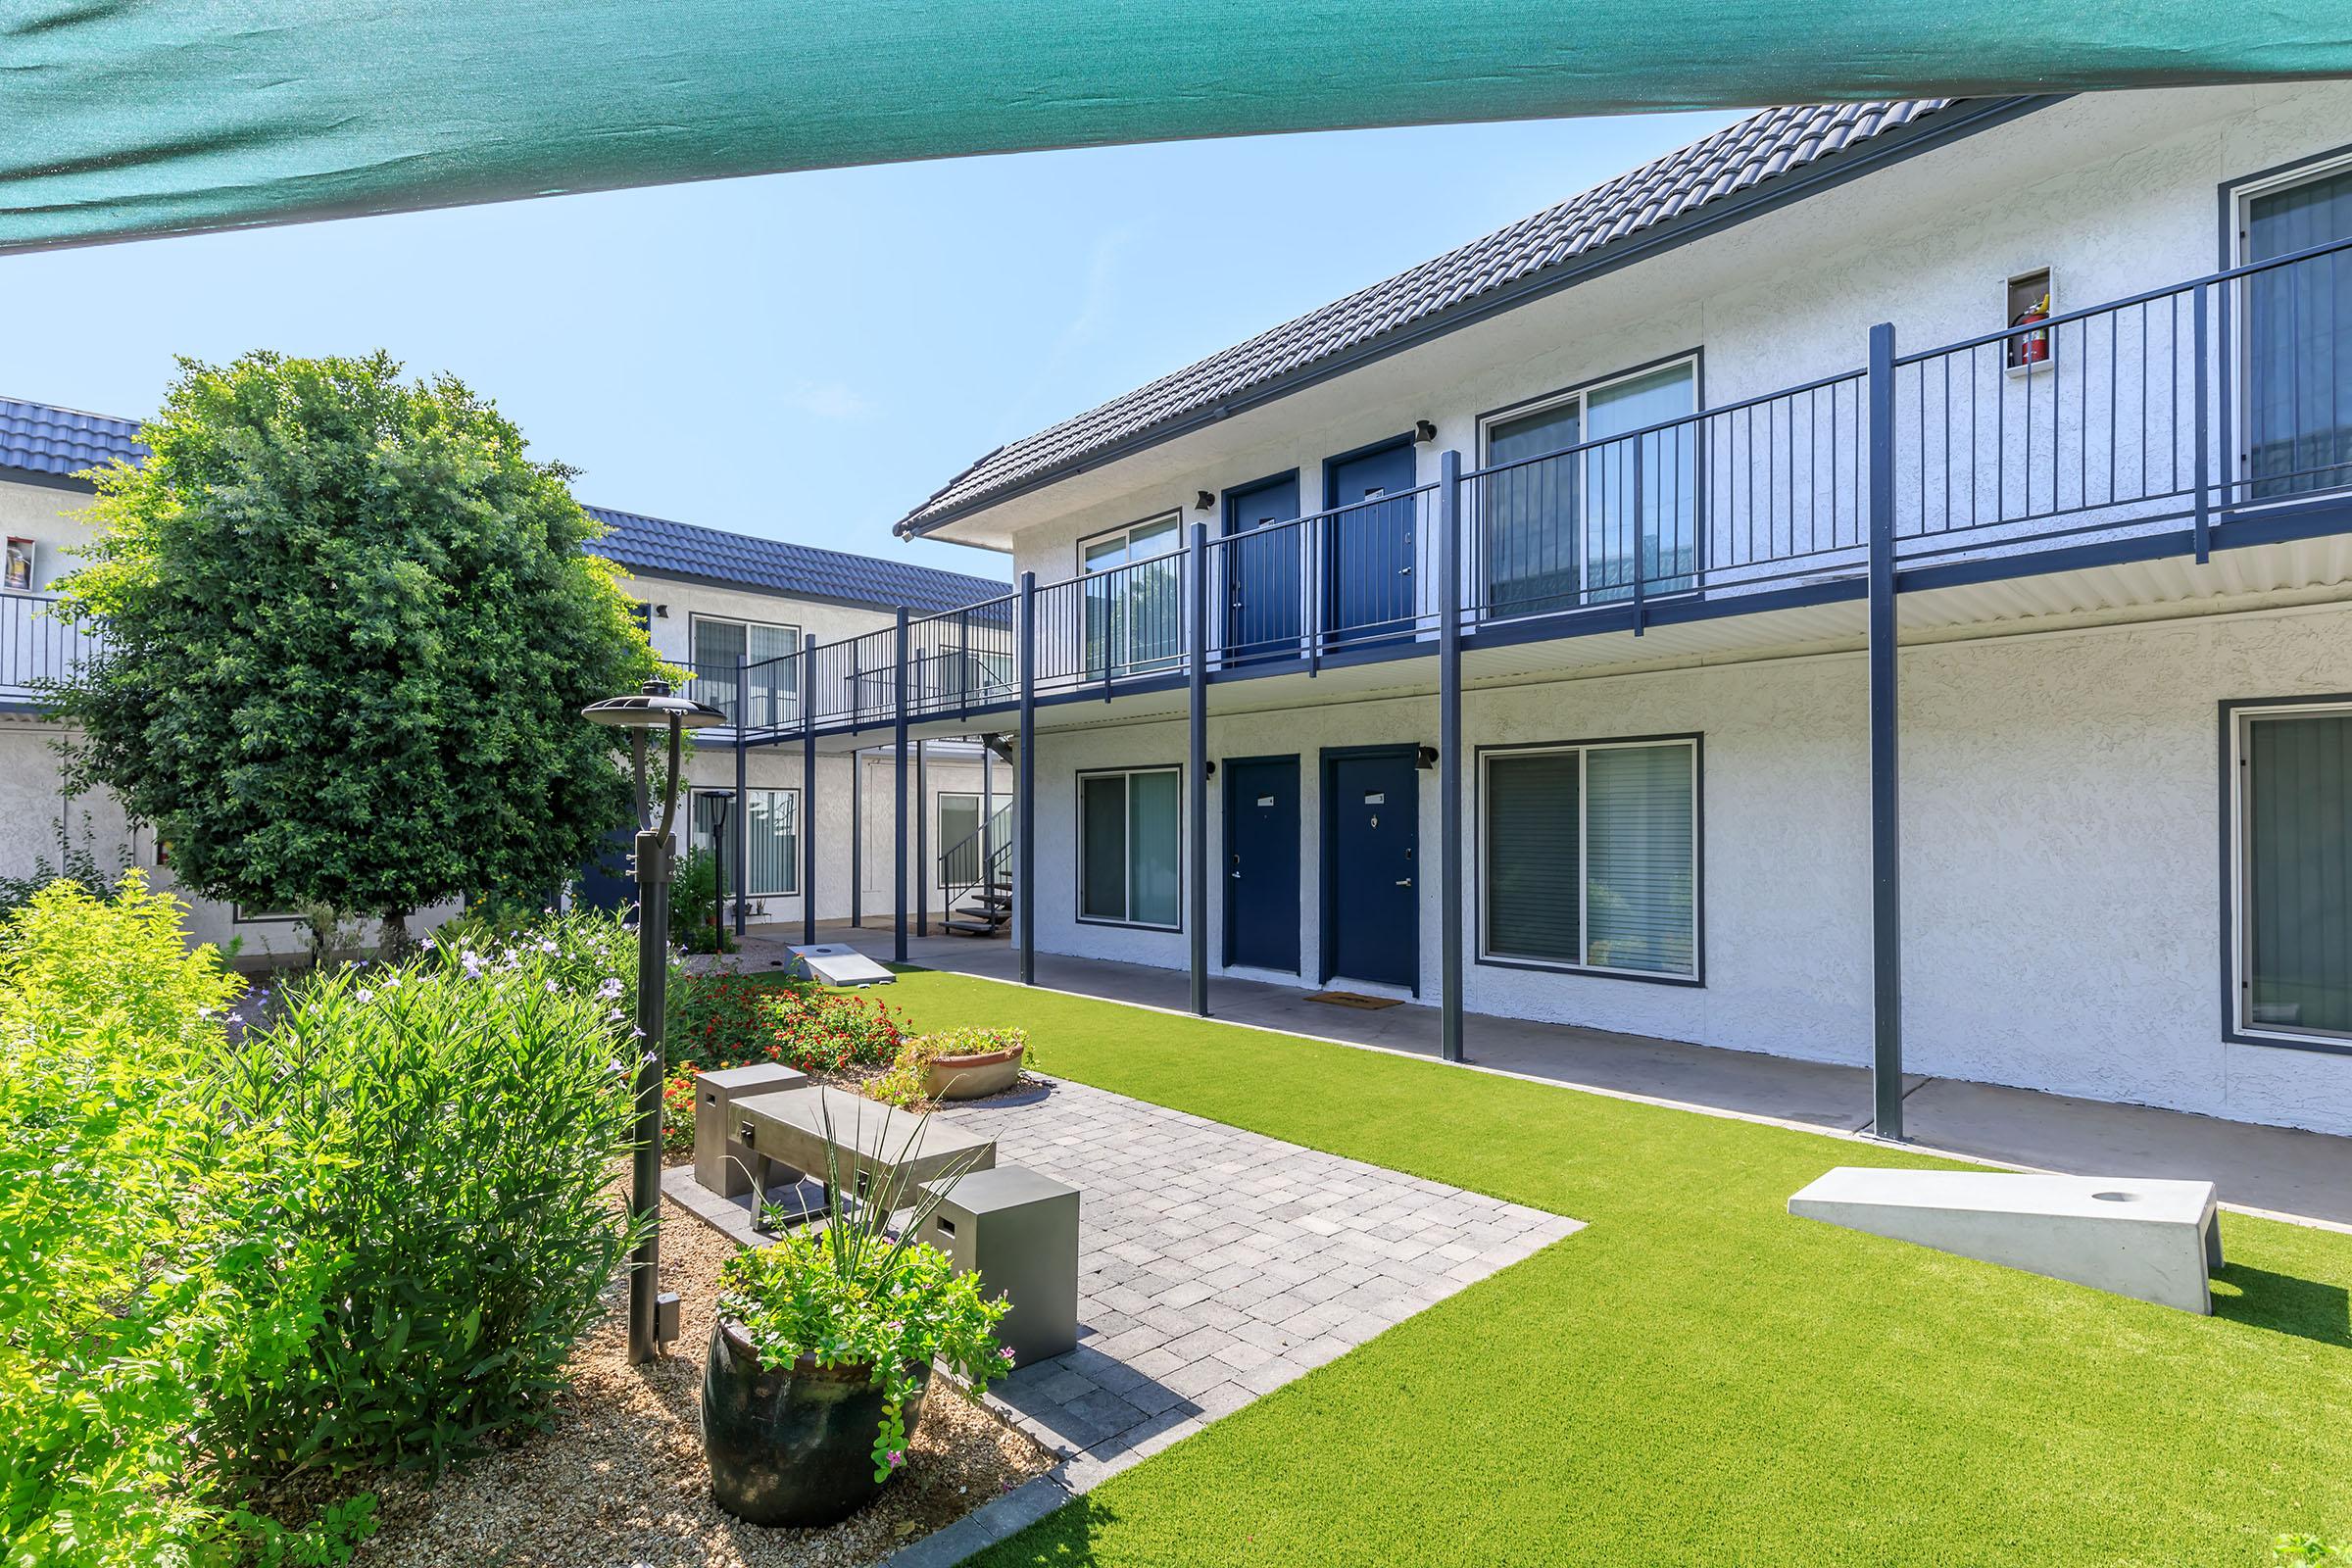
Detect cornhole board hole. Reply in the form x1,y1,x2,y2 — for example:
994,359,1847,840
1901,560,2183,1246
787,944,895,986
1788,1167,2222,1314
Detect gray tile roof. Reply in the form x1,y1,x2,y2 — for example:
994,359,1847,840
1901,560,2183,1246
898,98,1996,536
0,395,1004,613
581,505,1005,613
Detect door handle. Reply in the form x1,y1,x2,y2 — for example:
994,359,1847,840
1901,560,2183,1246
1395,877,1413,887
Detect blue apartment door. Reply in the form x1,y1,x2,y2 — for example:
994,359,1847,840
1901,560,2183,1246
1324,748,1418,990
1324,440,1419,642
1222,471,1301,662
1224,757,1300,973
574,822,638,913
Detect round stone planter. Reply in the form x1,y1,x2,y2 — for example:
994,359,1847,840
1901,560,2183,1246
702,1318,930,1528
923,1044,1024,1102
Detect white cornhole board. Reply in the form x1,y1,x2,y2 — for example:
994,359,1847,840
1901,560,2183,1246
787,944,896,987
1788,1167,2222,1314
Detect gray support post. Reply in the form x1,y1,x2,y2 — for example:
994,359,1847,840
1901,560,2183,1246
1866,321,1905,1141
802,632,817,945
916,739,929,938
851,746,863,928
1187,519,1209,1017
1437,449,1465,1063
1017,571,1037,986
733,654,748,937
894,608,909,965
982,739,994,893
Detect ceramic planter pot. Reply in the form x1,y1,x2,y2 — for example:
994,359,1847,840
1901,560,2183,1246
702,1318,931,1528
922,1044,1023,1101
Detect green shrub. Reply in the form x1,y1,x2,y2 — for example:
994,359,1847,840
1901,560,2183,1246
669,847,737,953
211,955,642,1475
0,876,334,1566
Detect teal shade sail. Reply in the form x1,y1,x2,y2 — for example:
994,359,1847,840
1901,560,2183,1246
6,2,2352,254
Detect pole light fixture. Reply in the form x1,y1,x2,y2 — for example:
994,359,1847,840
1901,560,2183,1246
581,677,728,1364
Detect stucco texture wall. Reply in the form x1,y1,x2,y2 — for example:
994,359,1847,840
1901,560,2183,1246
1020,605,2352,1136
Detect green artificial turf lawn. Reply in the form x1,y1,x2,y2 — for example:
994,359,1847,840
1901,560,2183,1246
877,971,2352,1567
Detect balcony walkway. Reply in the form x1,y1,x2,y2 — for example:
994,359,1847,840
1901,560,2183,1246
745,919,2352,1231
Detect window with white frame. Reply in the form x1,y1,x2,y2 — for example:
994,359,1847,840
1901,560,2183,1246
690,614,801,729
2230,700,2352,1045
1480,737,1698,979
1078,766,1181,928
1478,359,1698,617
1079,514,1183,677
691,788,799,899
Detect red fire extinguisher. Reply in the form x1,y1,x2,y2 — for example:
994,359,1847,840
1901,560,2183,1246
2013,292,2051,367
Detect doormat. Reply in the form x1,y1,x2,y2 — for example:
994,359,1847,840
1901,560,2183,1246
1307,991,1403,1010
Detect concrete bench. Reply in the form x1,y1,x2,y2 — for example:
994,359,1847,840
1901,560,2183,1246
733,1085,996,1228
1788,1167,2222,1314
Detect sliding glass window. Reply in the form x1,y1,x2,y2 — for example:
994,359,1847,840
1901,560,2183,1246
1078,766,1181,928
690,615,802,730
1481,738,1697,979
691,788,799,899
1480,359,1697,617
2233,703,2352,1045
1080,514,1184,679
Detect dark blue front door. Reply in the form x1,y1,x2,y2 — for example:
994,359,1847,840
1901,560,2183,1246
1324,440,1418,642
1224,757,1300,973
1222,471,1300,663
1324,749,1418,990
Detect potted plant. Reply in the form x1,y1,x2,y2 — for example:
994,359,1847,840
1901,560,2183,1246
871,1027,1029,1104
703,1115,1011,1528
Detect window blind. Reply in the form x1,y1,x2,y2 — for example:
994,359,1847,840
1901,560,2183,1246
1585,744,1695,975
2245,711,2352,1038
1485,751,1582,963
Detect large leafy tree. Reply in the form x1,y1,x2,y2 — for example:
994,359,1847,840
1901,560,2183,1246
53,351,662,950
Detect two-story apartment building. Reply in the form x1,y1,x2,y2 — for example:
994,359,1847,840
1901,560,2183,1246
858,84,2352,1139
0,396,1006,956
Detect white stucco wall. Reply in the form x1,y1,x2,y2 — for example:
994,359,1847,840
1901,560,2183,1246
948,82,2352,612
1018,603,2352,1136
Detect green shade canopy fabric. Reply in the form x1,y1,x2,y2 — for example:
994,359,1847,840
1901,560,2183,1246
6,1,2351,254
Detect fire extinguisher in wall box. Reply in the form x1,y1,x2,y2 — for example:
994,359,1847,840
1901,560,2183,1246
2012,293,2051,368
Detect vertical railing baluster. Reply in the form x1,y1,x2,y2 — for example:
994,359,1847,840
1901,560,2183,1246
2193,283,2213,563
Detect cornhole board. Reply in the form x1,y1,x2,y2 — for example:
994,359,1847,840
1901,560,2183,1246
1788,1167,2222,1314
787,943,895,986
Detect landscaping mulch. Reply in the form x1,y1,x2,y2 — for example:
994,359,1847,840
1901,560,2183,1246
359,1194,1054,1568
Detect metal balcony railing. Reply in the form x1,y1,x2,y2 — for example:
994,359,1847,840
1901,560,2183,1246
1,593,99,704
770,235,2352,739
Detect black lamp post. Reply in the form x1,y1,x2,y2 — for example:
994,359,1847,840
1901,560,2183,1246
582,677,727,1363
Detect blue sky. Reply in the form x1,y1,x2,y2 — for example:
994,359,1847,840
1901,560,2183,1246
1,111,1740,579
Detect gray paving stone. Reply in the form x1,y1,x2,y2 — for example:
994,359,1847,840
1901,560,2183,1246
915,1078,1584,1494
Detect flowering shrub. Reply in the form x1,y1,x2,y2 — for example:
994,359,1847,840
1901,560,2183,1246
431,904,639,1028
867,1027,1031,1109
212,956,641,1475
665,972,907,1075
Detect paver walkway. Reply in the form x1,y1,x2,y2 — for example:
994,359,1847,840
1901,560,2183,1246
666,1074,1579,1497
946,1080,1579,1489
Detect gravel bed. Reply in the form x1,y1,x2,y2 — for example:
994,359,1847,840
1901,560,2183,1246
356,1194,1053,1568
